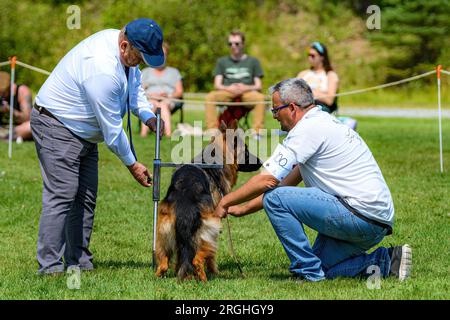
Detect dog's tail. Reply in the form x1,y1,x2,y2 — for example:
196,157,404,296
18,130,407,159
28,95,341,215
169,165,214,281
175,190,204,280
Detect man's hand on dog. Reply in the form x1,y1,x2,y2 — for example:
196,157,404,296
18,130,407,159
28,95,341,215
127,161,152,187
145,117,165,138
215,200,249,218
215,201,228,218
226,205,247,217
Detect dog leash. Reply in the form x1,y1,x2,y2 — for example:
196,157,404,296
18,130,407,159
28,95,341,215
225,215,245,277
218,190,245,278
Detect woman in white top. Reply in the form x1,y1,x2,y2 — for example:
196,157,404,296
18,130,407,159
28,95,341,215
140,42,183,137
297,42,339,113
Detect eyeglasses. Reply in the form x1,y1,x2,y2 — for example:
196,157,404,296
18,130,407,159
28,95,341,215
228,41,242,47
271,103,290,116
271,102,314,116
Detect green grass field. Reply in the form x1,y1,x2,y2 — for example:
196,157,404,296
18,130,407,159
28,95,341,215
0,110,449,300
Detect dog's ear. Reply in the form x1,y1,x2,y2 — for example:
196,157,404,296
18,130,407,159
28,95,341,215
219,120,227,133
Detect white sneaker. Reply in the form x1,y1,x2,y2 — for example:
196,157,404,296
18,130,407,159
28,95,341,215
389,244,412,281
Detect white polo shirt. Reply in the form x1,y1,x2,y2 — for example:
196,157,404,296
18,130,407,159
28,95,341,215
263,107,394,226
35,29,155,166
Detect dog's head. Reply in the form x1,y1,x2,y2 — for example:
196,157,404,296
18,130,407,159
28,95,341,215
194,120,262,172
217,120,262,172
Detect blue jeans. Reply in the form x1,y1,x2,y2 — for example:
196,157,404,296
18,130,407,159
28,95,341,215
263,187,391,281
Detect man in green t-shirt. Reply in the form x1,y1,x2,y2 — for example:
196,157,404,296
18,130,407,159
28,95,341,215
205,30,265,136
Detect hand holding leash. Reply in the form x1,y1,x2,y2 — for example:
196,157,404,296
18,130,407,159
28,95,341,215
227,205,247,217
214,200,228,218
127,161,152,187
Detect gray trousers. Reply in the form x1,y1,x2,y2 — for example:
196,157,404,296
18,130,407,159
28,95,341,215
31,108,98,274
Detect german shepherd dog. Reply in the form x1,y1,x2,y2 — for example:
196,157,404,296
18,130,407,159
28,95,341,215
155,121,262,281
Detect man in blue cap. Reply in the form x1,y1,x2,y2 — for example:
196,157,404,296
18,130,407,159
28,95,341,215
31,18,165,275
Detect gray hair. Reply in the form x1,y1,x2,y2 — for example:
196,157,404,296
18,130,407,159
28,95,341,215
269,78,314,108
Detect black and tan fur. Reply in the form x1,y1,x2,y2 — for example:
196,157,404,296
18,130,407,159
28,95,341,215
155,121,261,281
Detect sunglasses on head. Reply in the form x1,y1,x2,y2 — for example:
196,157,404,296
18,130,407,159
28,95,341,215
228,41,242,47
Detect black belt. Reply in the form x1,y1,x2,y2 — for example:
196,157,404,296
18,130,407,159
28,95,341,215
337,197,393,235
34,103,58,121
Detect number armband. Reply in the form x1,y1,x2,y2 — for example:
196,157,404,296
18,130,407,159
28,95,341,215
262,144,297,181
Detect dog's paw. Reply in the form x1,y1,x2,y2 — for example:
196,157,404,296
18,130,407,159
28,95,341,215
195,273,208,282
193,266,208,282
155,268,168,278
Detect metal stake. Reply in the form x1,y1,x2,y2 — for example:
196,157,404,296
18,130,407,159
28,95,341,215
436,65,444,173
152,108,161,270
8,56,16,159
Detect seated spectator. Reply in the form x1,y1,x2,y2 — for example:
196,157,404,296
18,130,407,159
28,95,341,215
140,42,183,137
0,71,33,141
297,42,339,113
205,30,265,138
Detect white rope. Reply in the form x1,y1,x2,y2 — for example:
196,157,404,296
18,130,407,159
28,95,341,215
203,99,273,105
15,61,51,75
149,95,272,106
0,61,443,105
316,70,436,99
150,70,437,106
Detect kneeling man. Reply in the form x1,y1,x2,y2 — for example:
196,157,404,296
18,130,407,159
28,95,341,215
215,78,412,282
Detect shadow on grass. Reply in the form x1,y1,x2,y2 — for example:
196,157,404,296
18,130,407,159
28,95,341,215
268,272,295,281
95,259,151,270
94,257,289,283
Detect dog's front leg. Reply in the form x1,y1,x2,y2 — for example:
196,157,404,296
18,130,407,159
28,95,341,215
155,253,170,278
155,236,172,277
192,255,207,282
206,255,219,275
155,209,176,278
193,240,218,282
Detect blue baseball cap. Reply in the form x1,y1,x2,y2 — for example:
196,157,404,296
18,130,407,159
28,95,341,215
125,18,165,67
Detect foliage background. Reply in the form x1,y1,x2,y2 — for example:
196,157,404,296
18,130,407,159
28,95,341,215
0,0,448,94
